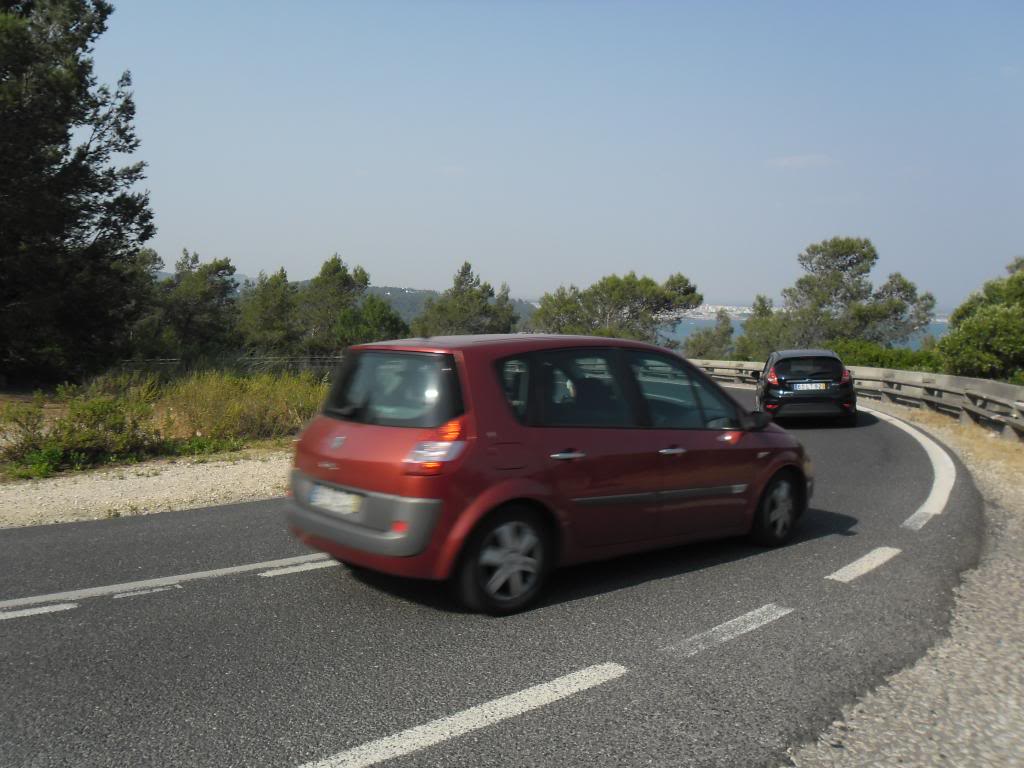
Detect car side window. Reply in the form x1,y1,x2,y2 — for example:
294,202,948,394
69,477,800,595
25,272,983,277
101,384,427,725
625,351,704,429
691,376,741,429
537,349,635,428
496,357,531,423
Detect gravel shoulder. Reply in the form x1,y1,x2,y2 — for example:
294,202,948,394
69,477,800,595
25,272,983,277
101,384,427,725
0,447,292,528
789,400,1024,767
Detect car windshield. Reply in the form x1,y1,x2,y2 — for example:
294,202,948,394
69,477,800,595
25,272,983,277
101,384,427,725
324,350,463,428
775,356,844,380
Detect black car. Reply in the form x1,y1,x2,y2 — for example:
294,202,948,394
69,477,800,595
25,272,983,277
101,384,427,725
753,349,857,426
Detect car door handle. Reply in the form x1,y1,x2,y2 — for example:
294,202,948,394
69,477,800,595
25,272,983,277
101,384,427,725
550,451,586,461
658,447,687,455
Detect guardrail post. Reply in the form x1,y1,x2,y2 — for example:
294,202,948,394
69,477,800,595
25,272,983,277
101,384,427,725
1001,424,1023,443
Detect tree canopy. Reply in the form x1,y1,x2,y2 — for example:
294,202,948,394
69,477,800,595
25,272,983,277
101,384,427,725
238,269,302,355
1,0,156,382
937,260,1024,383
299,255,370,355
735,237,935,360
410,262,518,337
683,309,734,359
530,272,702,343
131,249,239,361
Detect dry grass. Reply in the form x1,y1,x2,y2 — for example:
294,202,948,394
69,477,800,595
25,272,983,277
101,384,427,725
0,371,324,479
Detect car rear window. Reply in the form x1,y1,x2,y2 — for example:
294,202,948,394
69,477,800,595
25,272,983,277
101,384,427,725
774,356,844,380
324,350,464,428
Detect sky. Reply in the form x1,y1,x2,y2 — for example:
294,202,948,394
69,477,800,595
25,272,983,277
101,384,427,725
93,1,1023,309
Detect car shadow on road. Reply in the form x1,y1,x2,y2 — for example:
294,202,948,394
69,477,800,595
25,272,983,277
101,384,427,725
345,506,859,615
773,410,880,430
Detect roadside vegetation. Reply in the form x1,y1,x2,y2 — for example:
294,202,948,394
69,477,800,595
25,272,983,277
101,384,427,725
673,239,1021,383
0,372,326,479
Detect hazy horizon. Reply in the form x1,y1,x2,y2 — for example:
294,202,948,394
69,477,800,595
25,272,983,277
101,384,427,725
94,2,1022,311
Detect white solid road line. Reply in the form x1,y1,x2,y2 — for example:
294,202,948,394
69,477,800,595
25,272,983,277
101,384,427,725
0,603,79,621
259,560,341,578
826,546,902,583
661,603,794,656
0,553,329,612
860,406,957,530
300,663,629,768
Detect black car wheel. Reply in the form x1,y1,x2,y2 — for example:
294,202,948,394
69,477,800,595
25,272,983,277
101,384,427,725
751,473,800,546
455,506,552,615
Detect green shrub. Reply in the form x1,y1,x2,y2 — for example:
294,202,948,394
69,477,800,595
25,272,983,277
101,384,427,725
13,446,64,479
937,304,1024,383
167,435,246,457
49,395,161,464
1,390,162,475
827,339,943,373
0,397,48,459
1,370,325,478
160,370,326,440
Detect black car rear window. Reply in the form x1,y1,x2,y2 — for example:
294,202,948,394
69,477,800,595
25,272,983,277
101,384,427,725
774,356,844,380
324,351,464,428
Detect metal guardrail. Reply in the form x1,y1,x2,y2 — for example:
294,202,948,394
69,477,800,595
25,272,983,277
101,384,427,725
689,358,1024,442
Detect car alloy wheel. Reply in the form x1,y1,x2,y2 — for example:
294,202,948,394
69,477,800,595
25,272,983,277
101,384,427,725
752,473,800,547
456,506,551,615
766,481,794,539
478,521,541,601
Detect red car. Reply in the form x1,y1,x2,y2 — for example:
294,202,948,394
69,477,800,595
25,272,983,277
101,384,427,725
288,335,813,614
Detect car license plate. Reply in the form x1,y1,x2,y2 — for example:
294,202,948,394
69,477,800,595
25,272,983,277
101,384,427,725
309,485,361,516
793,383,828,391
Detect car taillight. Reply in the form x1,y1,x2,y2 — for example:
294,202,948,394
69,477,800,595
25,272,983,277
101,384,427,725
766,366,779,386
404,417,467,476
840,368,851,384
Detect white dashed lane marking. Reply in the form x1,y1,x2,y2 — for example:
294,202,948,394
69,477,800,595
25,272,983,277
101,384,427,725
0,553,329,611
0,603,78,621
661,603,794,656
299,663,629,768
112,585,183,599
826,546,902,583
259,560,341,578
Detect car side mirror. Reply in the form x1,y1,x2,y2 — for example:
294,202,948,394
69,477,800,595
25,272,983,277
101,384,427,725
751,370,760,381
742,410,773,430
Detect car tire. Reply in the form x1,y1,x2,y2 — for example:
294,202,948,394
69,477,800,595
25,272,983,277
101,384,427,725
751,473,800,547
455,506,552,615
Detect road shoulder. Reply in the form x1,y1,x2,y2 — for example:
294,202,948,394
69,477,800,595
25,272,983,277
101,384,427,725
0,449,291,528
788,401,1024,767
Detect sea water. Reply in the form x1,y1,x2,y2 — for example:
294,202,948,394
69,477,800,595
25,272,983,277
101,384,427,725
666,318,948,352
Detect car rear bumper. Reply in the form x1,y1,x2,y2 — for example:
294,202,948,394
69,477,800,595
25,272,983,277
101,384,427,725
774,401,851,417
287,470,442,559
764,390,856,418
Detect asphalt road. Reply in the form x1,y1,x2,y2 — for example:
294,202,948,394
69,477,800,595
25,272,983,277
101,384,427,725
0,392,984,768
